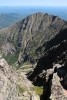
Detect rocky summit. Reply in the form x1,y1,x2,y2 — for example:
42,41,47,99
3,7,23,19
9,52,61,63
0,12,66,65
0,12,67,100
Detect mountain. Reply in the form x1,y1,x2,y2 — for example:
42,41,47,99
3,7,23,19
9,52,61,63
0,12,67,100
0,13,23,29
0,12,66,66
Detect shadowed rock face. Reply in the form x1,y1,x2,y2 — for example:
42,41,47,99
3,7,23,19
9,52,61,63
28,40,67,83
0,12,66,65
28,40,67,100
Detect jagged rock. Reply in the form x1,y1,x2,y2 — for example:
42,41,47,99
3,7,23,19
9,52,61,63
2,42,16,56
28,40,67,84
22,91,39,100
40,64,67,100
0,58,18,100
28,40,67,100
0,58,40,100
50,73,67,100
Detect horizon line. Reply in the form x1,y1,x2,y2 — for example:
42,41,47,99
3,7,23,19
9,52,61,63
0,5,67,7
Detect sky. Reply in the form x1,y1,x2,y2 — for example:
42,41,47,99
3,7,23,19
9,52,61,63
0,0,67,7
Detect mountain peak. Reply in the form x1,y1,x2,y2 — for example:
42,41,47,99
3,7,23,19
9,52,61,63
0,12,66,65
31,12,47,16
27,12,49,20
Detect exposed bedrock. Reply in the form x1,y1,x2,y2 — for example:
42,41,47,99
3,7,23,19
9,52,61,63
28,40,67,100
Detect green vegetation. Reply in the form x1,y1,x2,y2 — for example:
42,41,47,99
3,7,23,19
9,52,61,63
18,85,43,96
22,61,31,65
21,66,32,70
17,85,26,93
34,86,43,96
3,54,18,65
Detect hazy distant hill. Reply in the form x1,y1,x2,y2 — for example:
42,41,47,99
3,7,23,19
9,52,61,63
0,13,24,29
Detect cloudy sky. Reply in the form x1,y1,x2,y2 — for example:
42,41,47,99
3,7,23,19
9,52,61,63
0,0,67,6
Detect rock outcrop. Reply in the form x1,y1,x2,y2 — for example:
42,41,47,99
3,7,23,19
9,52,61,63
0,58,18,100
28,40,67,100
40,62,67,100
0,58,39,100
50,73,67,100
28,40,67,83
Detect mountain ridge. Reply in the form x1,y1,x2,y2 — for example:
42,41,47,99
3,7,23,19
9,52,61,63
0,12,67,100
0,12,66,65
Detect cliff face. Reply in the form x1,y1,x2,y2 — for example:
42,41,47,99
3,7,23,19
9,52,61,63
0,58,39,100
0,12,66,65
0,58,18,100
28,40,67,99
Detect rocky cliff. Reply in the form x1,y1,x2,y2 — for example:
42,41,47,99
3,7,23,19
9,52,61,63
0,58,39,100
28,40,67,99
0,12,66,65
